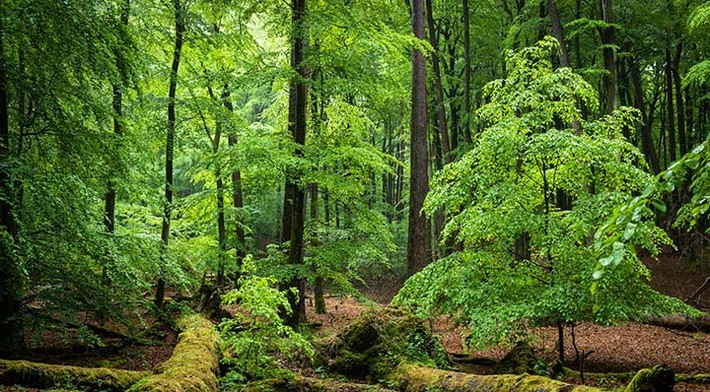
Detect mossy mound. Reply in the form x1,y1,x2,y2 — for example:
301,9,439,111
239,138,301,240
493,340,542,375
318,306,449,382
624,365,674,392
128,313,219,392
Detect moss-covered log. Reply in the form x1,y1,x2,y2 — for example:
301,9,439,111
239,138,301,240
393,363,603,392
128,313,219,392
676,373,710,384
242,374,395,392
0,358,149,391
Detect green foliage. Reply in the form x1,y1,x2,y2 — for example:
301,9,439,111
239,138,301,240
595,136,710,292
218,257,313,386
393,38,696,350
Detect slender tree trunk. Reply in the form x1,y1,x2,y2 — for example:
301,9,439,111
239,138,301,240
462,0,472,144
311,184,326,314
546,0,582,134
599,0,617,113
672,44,687,157
665,47,677,164
407,0,431,276
395,139,405,217
631,58,661,174
104,0,130,235
220,89,245,280
155,0,185,307
214,124,227,287
426,0,451,164
282,0,308,326
442,27,460,153
547,0,570,68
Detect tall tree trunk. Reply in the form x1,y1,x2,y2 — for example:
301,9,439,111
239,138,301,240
462,0,472,144
103,0,130,235
599,0,617,113
311,184,326,314
407,0,431,277
0,17,25,357
426,0,451,164
155,0,185,308
630,57,661,174
282,0,308,327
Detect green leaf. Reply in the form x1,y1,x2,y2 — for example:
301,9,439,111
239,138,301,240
651,198,667,213
622,223,637,241
684,157,700,170
599,255,614,266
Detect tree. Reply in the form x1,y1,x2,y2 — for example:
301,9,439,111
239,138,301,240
155,0,186,307
394,38,696,357
407,0,430,276
281,0,309,326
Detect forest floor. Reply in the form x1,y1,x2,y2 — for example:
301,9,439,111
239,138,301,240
4,252,709,391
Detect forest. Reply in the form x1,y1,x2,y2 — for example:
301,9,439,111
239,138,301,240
0,0,709,390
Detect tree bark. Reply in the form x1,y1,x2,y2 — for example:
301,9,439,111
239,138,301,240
103,0,130,235
426,0,451,164
672,44,687,157
219,89,246,279
156,0,185,307
407,0,431,276
547,0,570,68
599,0,617,113
630,57,661,174
462,0,472,144
665,47,677,164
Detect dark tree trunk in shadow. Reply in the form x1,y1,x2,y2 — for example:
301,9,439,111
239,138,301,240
156,0,185,308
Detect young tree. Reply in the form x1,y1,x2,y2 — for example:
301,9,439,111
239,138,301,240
394,38,695,358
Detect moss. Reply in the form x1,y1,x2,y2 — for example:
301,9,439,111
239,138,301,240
675,373,710,384
494,340,538,374
241,374,396,392
128,313,219,392
0,358,149,391
320,307,449,382
393,363,605,392
624,365,674,392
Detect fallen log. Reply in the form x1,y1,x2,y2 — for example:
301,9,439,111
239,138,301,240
242,374,396,392
128,313,219,392
0,358,149,391
676,373,710,384
647,314,710,333
392,363,603,392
